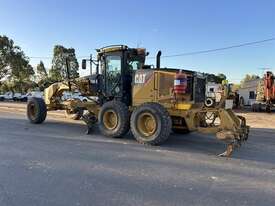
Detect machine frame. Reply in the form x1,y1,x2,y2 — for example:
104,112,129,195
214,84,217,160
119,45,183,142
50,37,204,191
27,45,249,157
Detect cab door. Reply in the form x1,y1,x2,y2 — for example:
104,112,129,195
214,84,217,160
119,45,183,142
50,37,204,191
104,54,122,98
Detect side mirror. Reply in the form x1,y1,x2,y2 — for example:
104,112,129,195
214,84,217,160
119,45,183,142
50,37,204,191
82,59,87,70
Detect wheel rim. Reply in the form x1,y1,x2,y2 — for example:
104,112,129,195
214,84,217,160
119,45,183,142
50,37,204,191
137,112,157,137
29,103,37,119
103,109,118,130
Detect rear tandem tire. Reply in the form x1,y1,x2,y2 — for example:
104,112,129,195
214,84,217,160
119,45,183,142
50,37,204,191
27,97,47,124
130,103,172,145
98,101,130,138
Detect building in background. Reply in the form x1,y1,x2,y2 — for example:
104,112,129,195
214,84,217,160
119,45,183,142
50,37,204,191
205,82,222,103
238,79,260,106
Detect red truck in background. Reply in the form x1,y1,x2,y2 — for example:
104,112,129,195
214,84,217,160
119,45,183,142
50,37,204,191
252,71,275,112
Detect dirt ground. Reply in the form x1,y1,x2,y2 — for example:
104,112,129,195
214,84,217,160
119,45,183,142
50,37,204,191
235,109,275,129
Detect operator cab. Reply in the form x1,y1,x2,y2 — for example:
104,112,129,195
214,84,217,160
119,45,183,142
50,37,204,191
82,45,147,106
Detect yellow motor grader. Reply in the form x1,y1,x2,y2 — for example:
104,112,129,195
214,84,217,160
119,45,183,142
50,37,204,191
27,45,249,157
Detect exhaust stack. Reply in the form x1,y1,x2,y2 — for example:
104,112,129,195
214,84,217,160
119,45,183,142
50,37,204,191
156,50,162,68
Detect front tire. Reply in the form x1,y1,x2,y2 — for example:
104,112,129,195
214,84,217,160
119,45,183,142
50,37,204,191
98,101,130,138
130,103,172,145
27,97,47,124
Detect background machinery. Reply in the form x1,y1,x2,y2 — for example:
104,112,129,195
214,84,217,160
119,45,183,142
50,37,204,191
252,71,275,112
27,45,249,157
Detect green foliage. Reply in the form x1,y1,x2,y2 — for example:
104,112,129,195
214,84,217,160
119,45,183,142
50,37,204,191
0,35,36,93
0,79,38,93
49,45,79,82
37,77,56,91
0,36,12,79
217,73,227,82
36,61,48,81
0,81,12,93
240,74,260,86
206,73,227,83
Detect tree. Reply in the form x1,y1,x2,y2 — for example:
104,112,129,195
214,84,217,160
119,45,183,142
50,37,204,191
240,74,260,87
217,73,227,82
49,45,79,82
36,61,48,81
0,35,35,93
0,35,14,79
206,73,227,83
0,81,12,93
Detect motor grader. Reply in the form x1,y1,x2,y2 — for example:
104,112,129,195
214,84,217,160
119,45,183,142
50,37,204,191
27,45,249,157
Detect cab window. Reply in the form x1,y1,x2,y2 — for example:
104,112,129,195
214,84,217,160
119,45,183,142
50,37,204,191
128,60,141,70
106,56,121,74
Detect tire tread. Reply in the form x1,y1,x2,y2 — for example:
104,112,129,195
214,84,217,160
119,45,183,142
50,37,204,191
98,101,130,138
27,97,47,124
130,102,172,145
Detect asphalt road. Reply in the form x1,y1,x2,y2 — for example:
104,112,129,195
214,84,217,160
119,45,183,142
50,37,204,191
0,107,275,206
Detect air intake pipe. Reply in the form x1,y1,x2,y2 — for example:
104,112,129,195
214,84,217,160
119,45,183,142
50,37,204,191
156,50,162,68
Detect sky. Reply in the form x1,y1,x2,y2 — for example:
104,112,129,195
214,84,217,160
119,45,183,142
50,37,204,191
0,0,274,82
